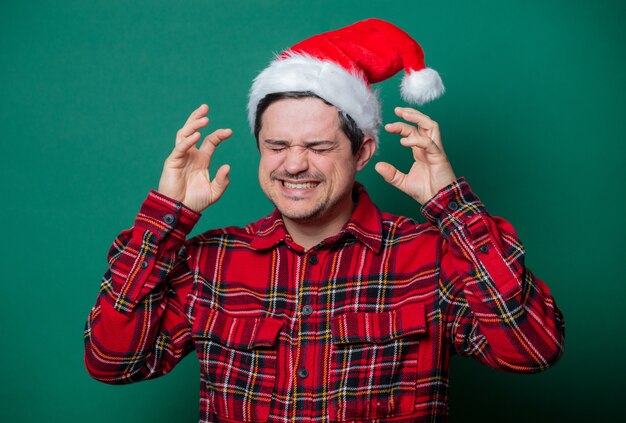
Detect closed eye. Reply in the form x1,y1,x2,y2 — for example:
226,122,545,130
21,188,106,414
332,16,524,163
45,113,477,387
263,140,289,152
307,142,337,153
262,140,338,153
309,146,333,153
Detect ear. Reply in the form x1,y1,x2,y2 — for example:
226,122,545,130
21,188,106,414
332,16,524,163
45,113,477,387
355,136,376,171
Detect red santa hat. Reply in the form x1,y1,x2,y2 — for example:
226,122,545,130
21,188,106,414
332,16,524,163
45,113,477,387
248,18,444,144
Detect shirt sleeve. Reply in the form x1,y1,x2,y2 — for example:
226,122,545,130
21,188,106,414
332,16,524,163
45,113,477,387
84,190,201,384
421,177,565,373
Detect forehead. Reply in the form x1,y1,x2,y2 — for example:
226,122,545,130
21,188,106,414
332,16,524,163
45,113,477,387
259,97,342,140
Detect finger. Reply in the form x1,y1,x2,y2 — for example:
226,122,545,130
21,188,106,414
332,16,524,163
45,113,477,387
169,131,202,160
199,128,233,156
384,121,419,138
177,104,210,140
385,122,439,153
178,115,209,139
394,107,436,129
374,161,407,191
395,107,443,148
210,164,231,201
186,104,209,125
399,133,441,155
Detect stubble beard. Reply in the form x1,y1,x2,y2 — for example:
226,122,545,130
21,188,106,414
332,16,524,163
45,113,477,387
265,171,332,223
277,194,330,223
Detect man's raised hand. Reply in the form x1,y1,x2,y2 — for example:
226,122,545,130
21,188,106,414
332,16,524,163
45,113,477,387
375,107,456,205
158,104,232,213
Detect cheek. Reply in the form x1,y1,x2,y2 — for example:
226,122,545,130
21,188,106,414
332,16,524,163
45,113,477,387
310,156,336,174
317,157,354,182
259,155,282,180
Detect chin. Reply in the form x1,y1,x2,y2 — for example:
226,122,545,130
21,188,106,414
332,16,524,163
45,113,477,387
277,203,326,222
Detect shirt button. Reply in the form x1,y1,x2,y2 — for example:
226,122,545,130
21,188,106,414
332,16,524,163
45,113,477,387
297,368,308,379
302,305,314,316
140,260,149,269
479,245,489,253
163,213,176,224
308,254,318,265
448,201,459,211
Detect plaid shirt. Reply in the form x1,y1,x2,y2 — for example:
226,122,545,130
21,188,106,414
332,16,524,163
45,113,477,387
85,178,564,422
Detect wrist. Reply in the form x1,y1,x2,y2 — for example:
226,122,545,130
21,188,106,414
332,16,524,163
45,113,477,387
139,190,202,239
420,177,487,236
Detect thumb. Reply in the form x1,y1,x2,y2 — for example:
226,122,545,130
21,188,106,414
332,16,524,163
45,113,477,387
210,164,231,201
375,162,406,190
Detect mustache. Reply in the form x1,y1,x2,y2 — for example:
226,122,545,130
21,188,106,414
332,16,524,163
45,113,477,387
270,171,325,181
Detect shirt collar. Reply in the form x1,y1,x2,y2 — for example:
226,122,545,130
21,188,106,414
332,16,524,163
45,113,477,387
250,182,383,253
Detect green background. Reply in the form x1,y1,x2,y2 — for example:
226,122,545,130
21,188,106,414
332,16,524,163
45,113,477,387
1,0,624,421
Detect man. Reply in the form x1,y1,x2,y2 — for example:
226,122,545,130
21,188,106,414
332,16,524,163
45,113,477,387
85,19,564,422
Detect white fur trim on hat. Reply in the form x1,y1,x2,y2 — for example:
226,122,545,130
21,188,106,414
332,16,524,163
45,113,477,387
400,68,445,106
248,53,382,144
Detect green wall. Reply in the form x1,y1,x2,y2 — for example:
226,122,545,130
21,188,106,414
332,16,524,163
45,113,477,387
1,0,624,421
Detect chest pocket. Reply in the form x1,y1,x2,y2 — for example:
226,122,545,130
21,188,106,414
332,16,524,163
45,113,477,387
328,303,426,421
192,307,283,422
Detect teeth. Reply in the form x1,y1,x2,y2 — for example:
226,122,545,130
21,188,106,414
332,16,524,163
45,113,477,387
284,181,317,189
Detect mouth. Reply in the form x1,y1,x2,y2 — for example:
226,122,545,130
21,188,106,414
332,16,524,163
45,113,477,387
276,178,322,198
282,181,319,189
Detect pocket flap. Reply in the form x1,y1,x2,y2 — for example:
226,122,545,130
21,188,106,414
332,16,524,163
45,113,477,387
193,308,283,350
331,303,426,345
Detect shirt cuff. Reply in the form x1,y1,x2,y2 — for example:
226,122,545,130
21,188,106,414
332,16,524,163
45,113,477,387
134,190,201,241
420,177,488,238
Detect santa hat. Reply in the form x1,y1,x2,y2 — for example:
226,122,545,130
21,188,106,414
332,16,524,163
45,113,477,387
248,18,444,144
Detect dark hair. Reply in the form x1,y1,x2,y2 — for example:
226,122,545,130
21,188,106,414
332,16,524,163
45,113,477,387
253,91,365,155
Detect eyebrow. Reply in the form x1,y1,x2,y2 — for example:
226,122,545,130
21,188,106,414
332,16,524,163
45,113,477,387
262,139,338,147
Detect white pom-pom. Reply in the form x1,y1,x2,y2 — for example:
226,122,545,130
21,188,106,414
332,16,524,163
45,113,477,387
400,68,445,105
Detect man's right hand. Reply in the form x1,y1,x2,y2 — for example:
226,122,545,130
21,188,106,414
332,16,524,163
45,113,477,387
157,104,232,213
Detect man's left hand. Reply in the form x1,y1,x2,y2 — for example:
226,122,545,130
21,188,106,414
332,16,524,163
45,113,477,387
375,107,457,205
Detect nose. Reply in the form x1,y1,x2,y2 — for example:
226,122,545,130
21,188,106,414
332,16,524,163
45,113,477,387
283,146,309,175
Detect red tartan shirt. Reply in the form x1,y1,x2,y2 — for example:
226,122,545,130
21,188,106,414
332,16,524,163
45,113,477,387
84,178,564,422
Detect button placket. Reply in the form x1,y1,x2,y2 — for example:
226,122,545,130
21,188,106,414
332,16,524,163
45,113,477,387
302,252,320,319
297,250,322,391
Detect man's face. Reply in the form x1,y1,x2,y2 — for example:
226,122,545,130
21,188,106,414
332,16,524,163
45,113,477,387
257,97,372,227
